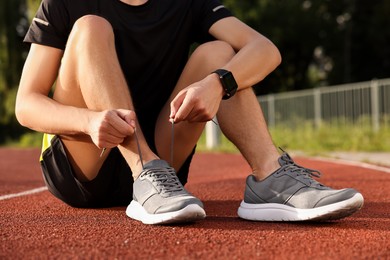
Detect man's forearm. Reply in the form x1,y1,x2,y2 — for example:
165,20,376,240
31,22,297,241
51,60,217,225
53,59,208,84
16,93,91,136
223,37,281,91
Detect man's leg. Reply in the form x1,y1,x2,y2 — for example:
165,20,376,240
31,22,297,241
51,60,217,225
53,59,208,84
124,41,237,224
217,77,364,222
52,15,205,222
217,88,280,180
155,41,237,171
53,15,158,182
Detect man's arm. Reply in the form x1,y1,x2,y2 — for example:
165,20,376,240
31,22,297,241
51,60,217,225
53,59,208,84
170,17,281,123
15,44,134,149
209,16,282,90
15,44,91,135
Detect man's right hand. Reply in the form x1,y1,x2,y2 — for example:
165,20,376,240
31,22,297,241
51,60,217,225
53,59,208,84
88,109,136,149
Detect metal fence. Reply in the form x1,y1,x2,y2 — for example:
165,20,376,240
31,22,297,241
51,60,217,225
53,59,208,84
258,78,390,131
205,78,390,148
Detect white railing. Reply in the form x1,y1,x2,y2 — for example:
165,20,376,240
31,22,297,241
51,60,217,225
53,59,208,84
258,78,390,131
205,78,390,148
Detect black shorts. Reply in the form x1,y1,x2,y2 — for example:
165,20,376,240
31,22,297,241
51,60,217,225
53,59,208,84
40,135,194,208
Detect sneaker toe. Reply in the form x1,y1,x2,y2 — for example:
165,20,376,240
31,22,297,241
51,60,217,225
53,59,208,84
315,188,361,207
155,197,204,214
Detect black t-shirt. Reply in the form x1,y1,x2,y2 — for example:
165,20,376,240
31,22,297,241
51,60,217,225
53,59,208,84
24,0,232,146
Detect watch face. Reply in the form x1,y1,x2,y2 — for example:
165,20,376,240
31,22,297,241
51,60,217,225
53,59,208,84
222,71,238,97
213,69,238,99
223,72,236,91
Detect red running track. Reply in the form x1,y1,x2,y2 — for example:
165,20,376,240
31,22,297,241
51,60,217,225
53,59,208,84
1,148,389,259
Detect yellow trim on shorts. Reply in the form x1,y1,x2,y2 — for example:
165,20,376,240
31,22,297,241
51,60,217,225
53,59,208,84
40,133,56,161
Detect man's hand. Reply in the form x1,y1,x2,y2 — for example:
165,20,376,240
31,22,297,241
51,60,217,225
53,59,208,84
170,74,224,123
88,109,136,149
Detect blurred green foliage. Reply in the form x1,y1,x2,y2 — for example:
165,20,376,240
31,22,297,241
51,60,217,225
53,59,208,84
223,0,390,94
197,118,390,153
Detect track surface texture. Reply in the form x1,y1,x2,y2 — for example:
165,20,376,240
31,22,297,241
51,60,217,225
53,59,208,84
1,148,389,259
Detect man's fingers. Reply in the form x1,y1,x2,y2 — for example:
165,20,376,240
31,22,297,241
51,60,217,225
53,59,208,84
116,109,136,127
170,91,186,122
172,90,200,123
107,110,136,136
173,96,194,122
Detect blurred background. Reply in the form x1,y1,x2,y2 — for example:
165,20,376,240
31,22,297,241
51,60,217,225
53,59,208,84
1,0,389,152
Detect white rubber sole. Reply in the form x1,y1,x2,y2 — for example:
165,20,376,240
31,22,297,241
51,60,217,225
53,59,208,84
237,193,364,221
126,200,206,225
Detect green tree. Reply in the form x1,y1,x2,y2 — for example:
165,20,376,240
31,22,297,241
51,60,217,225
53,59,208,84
223,0,339,93
222,0,390,94
325,0,390,84
0,0,30,143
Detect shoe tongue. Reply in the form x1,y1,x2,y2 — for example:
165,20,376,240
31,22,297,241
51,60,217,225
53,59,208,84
143,159,170,170
278,153,294,166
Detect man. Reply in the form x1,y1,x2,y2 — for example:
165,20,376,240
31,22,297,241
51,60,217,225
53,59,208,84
16,0,363,225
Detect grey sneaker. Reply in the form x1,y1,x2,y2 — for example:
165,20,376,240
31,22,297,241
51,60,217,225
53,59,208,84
126,160,206,224
238,153,364,221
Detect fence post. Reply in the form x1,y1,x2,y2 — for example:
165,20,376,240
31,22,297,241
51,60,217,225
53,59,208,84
205,119,220,149
314,88,322,128
371,80,380,132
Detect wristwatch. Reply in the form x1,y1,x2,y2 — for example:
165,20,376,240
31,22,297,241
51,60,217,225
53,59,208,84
213,69,238,100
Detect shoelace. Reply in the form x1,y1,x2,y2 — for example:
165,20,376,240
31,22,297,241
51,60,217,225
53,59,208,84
136,119,216,194
130,120,178,169
280,154,323,186
283,164,322,178
278,148,321,177
169,119,217,167
102,118,218,168
142,167,184,194
100,127,146,167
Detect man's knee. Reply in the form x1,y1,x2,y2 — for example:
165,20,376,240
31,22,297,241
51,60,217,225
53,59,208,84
70,15,114,43
192,41,236,65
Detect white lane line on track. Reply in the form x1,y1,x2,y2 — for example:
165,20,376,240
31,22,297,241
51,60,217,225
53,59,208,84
308,157,390,174
0,186,48,201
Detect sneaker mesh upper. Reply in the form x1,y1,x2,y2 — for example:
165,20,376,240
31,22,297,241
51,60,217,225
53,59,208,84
132,160,203,214
244,153,359,209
